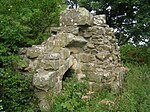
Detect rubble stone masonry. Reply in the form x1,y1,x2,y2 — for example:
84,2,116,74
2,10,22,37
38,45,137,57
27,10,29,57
20,8,128,110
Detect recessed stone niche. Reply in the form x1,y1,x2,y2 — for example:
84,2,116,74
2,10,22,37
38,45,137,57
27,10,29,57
19,8,128,111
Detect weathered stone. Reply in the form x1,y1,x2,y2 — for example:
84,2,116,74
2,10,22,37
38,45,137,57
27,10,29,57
33,70,56,91
91,49,99,55
60,48,70,59
61,26,79,35
81,63,96,72
84,31,92,38
94,41,104,45
68,47,83,54
58,33,87,48
65,34,88,48
39,59,60,70
53,82,62,93
19,48,27,54
87,43,95,49
52,47,61,52
17,59,29,70
24,59,39,71
58,56,74,77
94,15,106,25
79,53,95,63
92,35,104,39
50,27,60,35
86,72,101,82
96,53,110,61
40,53,60,60
26,48,39,59
60,8,93,26
91,26,106,35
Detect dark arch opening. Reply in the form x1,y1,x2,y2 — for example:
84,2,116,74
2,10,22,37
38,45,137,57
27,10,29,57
62,68,75,81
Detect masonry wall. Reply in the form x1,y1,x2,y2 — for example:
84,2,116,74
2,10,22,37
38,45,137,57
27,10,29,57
19,8,127,110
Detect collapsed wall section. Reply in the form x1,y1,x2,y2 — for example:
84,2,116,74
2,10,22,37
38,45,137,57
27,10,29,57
19,8,127,110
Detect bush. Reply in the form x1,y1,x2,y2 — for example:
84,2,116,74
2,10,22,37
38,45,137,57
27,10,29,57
0,0,62,111
0,68,39,112
50,75,88,112
120,44,149,64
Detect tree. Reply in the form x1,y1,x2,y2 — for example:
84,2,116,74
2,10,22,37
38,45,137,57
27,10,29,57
79,0,150,46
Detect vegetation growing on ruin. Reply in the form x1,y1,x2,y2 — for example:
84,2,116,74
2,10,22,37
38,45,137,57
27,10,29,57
0,0,150,111
46,63,150,112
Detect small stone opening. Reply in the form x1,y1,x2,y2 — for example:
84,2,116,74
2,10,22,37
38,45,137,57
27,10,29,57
62,68,75,81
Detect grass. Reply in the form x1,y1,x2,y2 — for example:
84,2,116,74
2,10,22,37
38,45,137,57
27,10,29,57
45,64,150,112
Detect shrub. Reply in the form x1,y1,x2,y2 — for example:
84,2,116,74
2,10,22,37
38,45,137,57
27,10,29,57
50,75,88,112
120,44,148,64
0,68,39,111
0,0,62,111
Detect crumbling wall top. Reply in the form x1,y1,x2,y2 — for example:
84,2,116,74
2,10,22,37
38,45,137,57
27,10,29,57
60,8,93,26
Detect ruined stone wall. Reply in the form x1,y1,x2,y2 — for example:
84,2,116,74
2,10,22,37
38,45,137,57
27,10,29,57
20,8,127,110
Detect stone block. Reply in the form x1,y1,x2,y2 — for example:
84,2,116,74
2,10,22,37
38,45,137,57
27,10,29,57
87,43,95,49
52,47,61,52
54,39,63,47
19,48,27,54
25,59,39,71
86,72,101,82
58,56,74,77
42,53,60,60
60,8,93,26
50,27,60,35
33,71,56,91
53,82,62,93
39,59,60,70
93,15,106,25
81,63,96,72
26,48,40,59
58,33,87,48
96,52,110,61
65,34,88,48
79,53,95,63
60,48,70,59
96,45,112,51
91,26,106,35
61,26,79,35
83,31,92,38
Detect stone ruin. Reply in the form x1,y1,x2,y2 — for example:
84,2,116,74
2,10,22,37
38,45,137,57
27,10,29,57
19,8,127,110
